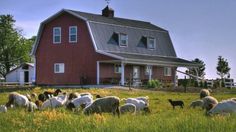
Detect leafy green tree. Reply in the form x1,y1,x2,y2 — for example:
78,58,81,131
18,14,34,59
216,56,231,79
0,15,34,78
188,58,206,78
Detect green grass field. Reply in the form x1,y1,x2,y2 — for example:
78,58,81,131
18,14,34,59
0,87,236,132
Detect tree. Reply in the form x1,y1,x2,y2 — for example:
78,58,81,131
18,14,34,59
0,15,34,78
216,56,230,79
188,58,206,79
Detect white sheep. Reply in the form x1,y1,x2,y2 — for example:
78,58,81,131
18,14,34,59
208,100,236,115
200,89,211,99
123,96,149,105
41,94,68,109
125,98,149,112
0,105,7,113
202,96,218,111
83,96,120,117
27,101,38,112
120,103,136,114
6,92,30,108
190,100,204,108
66,95,93,111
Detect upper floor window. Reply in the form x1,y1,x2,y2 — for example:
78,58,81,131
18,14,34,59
53,27,61,44
147,37,156,50
114,64,121,73
54,63,64,73
164,67,172,76
119,33,128,47
69,26,77,43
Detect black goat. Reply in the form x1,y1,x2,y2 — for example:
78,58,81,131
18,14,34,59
168,99,184,109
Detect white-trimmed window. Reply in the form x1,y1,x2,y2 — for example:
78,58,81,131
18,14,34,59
147,37,156,50
53,27,61,44
119,33,128,47
54,63,64,73
69,26,77,43
114,64,121,73
145,65,152,75
164,67,172,76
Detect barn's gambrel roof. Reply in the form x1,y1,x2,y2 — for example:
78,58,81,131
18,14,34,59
32,9,199,67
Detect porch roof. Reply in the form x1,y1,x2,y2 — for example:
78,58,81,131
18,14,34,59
106,52,200,68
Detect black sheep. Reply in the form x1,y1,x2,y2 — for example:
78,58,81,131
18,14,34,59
168,99,184,109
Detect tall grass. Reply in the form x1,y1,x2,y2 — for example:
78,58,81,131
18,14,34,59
0,88,236,132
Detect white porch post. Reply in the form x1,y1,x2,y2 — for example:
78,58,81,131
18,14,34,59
148,65,152,81
194,68,199,82
173,70,177,88
97,61,100,85
121,62,125,86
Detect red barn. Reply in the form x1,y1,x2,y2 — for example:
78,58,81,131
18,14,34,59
32,6,198,86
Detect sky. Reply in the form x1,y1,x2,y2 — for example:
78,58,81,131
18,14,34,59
0,0,236,80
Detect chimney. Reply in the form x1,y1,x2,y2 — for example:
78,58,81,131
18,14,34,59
102,5,114,18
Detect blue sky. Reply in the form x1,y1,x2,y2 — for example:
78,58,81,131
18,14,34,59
1,0,236,80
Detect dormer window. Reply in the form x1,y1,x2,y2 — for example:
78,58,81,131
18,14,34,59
53,27,61,44
119,33,128,47
147,37,156,50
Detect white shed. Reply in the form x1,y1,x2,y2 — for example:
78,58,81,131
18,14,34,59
6,63,35,85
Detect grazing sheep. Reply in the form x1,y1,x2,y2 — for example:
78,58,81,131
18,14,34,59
83,96,120,117
5,92,30,108
123,96,149,105
41,94,68,109
0,105,7,113
200,89,211,99
35,100,43,108
125,98,150,112
190,100,204,108
202,96,218,112
66,95,93,111
44,89,62,99
168,99,184,109
27,102,38,112
207,100,236,115
38,94,46,102
68,92,80,100
120,103,136,114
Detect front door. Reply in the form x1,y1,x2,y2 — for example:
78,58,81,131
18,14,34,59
133,66,140,79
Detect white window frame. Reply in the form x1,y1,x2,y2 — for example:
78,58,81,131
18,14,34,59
69,26,77,43
119,33,128,47
114,64,121,73
53,27,61,44
54,63,65,73
145,65,152,75
147,37,156,50
164,67,172,76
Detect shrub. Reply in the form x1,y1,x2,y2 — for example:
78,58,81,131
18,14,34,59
147,79,162,89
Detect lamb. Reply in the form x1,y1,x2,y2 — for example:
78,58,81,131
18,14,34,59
120,103,136,114
41,94,68,109
168,99,184,109
202,96,218,112
190,100,204,108
200,89,211,99
43,89,62,99
125,98,150,112
83,96,120,117
68,92,80,100
207,100,236,115
0,105,7,113
66,95,93,111
5,92,30,108
27,101,38,112
123,96,149,105
38,94,46,102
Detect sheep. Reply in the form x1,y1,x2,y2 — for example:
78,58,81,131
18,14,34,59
200,89,211,99
207,100,236,115
125,98,150,112
202,96,218,112
35,100,43,108
120,103,136,114
123,96,149,106
96,94,102,98
168,99,184,109
27,101,38,112
68,92,80,100
0,105,7,113
83,96,120,117
43,89,62,99
5,92,30,108
41,94,68,110
38,94,46,102
66,95,93,111
190,100,204,109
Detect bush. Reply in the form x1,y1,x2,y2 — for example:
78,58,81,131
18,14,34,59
147,79,162,89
